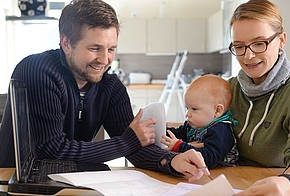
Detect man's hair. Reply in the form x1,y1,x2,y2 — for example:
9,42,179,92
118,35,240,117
59,0,119,46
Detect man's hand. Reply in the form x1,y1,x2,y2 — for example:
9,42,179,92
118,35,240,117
170,149,210,182
129,109,156,147
234,176,290,196
160,130,179,150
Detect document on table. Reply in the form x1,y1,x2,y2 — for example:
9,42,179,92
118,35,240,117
140,102,166,148
49,170,242,196
48,170,174,196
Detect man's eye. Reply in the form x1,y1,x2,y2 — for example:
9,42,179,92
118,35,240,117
108,48,116,52
90,47,99,51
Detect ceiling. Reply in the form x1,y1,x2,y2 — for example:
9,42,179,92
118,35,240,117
103,0,224,20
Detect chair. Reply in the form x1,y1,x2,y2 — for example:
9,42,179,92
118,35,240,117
0,94,7,123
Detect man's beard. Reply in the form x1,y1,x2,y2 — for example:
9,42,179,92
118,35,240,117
68,55,105,84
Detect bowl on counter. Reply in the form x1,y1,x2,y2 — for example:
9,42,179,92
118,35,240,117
128,72,152,84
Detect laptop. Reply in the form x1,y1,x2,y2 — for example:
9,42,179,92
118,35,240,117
8,79,108,195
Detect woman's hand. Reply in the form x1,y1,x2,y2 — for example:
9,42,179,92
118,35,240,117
235,176,290,196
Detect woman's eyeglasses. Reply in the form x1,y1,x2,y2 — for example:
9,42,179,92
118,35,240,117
229,32,281,56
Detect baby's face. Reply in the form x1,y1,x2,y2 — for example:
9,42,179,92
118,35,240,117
184,89,217,129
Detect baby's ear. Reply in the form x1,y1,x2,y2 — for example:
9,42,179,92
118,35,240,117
214,104,225,118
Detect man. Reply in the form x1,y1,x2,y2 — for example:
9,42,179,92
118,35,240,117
0,0,209,182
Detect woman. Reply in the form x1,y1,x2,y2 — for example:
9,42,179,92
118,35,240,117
228,0,290,195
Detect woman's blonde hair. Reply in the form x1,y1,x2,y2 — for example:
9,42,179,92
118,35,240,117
230,0,283,33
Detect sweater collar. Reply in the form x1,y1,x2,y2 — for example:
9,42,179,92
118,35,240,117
237,50,290,97
187,111,237,139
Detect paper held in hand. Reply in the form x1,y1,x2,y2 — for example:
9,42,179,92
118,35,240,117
140,102,166,148
161,174,242,196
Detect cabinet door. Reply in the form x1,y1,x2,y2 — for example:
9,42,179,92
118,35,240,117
127,89,147,115
117,18,147,54
127,87,185,122
131,98,147,116
176,19,206,53
147,89,162,103
207,10,223,52
166,93,186,123
147,19,176,53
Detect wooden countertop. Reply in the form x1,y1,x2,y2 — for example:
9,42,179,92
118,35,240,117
0,166,284,194
126,84,165,89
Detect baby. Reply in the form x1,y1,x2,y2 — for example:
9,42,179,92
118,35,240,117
161,74,238,169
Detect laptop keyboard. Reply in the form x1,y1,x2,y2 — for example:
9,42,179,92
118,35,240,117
28,159,77,183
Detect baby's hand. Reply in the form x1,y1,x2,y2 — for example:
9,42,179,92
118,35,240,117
160,130,179,151
188,142,204,148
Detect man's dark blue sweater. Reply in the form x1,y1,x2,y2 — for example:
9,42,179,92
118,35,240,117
0,49,176,174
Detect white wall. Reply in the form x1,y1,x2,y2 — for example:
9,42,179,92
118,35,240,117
0,7,8,93
0,0,18,93
223,0,242,77
0,1,60,93
207,10,223,52
274,0,290,55
0,0,11,93
0,0,17,15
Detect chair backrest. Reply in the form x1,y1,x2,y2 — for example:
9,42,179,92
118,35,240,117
0,93,7,123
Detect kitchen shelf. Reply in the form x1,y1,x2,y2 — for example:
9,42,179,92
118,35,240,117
127,84,164,89
6,15,58,21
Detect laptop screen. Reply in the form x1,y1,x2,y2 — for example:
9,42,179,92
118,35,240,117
10,79,32,181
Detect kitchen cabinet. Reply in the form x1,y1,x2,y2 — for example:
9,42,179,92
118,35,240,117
117,18,207,54
2,16,59,93
118,19,209,54
147,18,176,53
117,18,147,54
127,88,148,115
127,86,162,116
176,18,206,53
207,10,223,52
127,85,185,123
206,0,242,52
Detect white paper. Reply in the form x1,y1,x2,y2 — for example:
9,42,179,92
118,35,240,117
140,102,166,148
48,170,174,196
160,182,203,196
161,174,242,196
49,170,242,196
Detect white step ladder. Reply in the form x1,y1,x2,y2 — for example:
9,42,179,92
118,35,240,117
159,50,189,118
